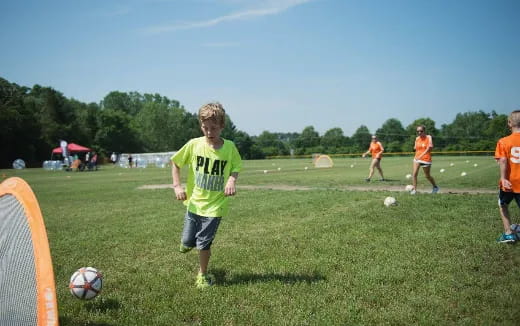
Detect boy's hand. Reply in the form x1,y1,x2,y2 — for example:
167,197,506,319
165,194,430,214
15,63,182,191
173,185,187,200
501,178,512,191
224,179,236,196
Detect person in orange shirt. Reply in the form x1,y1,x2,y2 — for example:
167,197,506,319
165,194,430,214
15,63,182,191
362,135,385,182
410,125,439,195
494,110,520,243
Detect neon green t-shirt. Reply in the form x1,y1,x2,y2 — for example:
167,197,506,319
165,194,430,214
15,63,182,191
171,137,242,217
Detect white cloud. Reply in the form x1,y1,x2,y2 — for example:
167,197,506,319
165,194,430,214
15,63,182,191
142,0,314,34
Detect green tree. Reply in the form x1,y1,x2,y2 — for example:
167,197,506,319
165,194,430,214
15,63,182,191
231,130,262,159
484,111,509,142
0,78,43,167
350,125,371,152
101,91,142,116
294,126,320,148
321,127,346,153
376,118,406,142
376,118,406,152
95,109,142,153
440,111,492,150
254,131,289,157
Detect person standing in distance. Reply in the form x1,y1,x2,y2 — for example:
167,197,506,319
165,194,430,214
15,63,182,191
362,135,385,182
495,110,520,243
410,125,439,195
171,102,242,289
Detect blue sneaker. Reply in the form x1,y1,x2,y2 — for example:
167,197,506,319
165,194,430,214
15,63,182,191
497,233,516,243
432,186,440,194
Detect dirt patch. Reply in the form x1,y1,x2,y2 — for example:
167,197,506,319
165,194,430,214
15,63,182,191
137,184,495,194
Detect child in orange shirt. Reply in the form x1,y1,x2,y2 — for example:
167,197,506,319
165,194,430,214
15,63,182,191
494,110,520,243
410,125,439,195
362,135,385,182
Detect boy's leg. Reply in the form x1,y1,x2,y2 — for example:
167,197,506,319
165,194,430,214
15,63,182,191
412,161,420,190
497,191,517,243
499,191,516,234
422,166,437,187
375,160,384,179
499,204,512,234
194,217,221,287
367,160,375,180
199,249,211,274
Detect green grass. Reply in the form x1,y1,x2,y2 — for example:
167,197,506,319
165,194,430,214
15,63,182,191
2,156,520,325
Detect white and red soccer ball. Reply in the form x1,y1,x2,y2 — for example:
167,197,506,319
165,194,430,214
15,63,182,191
69,267,103,300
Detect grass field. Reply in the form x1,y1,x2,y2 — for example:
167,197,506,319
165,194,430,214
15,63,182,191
2,155,520,325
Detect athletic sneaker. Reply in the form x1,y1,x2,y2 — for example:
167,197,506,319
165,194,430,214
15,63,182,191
410,189,416,195
179,244,193,253
432,186,440,194
497,233,516,243
196,272,215,289
365,178,370,182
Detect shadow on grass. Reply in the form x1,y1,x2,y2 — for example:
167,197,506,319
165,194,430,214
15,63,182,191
59,316,114,326
59,299,120,326
212,269,326,286
85,298,121,313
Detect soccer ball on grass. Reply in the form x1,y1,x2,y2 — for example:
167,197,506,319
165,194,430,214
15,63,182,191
384,196,397,207
69,267,103,300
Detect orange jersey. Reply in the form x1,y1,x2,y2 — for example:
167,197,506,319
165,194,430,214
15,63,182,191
495,133,520,193
368,141,384,159
414,135,433,162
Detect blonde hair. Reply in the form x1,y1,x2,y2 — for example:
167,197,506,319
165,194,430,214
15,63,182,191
198,102,226,127
509,110,520,128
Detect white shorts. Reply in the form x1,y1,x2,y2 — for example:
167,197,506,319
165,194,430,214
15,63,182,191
414,159,432,167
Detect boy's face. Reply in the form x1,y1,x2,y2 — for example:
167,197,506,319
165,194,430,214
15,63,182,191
200,119,224,142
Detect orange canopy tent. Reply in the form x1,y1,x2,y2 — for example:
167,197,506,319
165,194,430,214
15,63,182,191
52,143,91,154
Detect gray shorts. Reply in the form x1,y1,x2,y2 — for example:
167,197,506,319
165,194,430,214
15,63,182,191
181,211,221,250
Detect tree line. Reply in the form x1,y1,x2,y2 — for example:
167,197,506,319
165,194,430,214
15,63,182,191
0,76,510,168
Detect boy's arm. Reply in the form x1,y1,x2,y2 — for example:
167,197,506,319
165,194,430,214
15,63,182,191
224,172,239,196
171,162,187,200
499,157,512,190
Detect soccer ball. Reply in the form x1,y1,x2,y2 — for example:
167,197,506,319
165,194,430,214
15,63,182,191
461,172,467,177
69,267,103,300
405,185,414,191
384,196,397,207
405,174,412,179
12,159,26,169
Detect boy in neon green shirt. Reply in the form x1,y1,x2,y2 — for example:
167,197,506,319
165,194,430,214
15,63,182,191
171,102,242,289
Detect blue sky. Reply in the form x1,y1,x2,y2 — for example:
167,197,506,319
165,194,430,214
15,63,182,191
1,0,519,136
